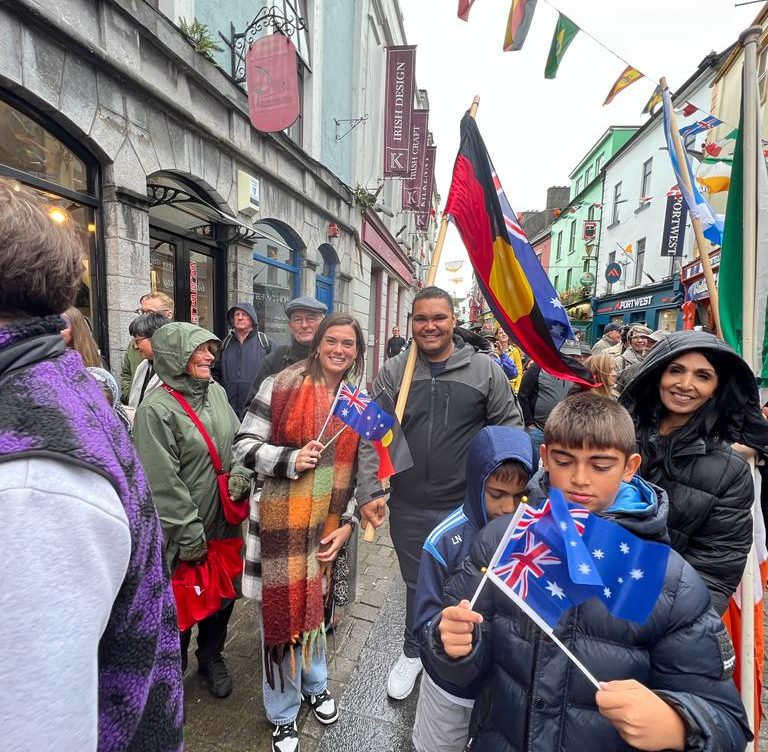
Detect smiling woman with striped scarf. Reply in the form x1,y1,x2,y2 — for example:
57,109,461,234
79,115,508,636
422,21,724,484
233,312,364,752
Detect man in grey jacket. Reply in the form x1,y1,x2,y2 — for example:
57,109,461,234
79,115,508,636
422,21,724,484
356,286,523,701
591,322,622,354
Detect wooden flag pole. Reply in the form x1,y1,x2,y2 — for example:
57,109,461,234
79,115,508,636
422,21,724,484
737,26,763,748
659,76,722,336
363,96,481,543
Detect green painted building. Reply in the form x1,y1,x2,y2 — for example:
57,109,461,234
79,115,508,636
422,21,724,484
548,127,638,337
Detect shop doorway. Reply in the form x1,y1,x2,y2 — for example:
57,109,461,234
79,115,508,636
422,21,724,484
148,175,227,334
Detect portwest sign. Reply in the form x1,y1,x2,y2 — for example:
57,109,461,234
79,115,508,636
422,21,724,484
660,194,688,257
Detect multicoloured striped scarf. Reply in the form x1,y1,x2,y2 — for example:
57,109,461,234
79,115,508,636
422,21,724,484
261,363,359,689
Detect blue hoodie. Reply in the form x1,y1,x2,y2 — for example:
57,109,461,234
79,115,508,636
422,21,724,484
415,426,534,699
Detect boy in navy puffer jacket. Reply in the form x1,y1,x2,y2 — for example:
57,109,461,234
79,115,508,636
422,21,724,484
413,426,534,752
425,393,751,752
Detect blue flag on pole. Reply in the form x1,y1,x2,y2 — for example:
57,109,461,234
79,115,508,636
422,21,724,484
661,88,723,246
488,489,670,628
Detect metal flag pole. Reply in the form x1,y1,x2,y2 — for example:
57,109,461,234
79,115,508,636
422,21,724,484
362,95,481,543
659,76,722,335
737,25,763,749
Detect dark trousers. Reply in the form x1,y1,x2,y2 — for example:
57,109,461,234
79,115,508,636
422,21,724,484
180,600,235,673
389,501,456,658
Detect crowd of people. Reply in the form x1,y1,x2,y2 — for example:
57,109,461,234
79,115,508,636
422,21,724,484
0,176,764,752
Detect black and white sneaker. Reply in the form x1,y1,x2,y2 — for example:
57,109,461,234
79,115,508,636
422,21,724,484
271,720,299,752
302,688,339,724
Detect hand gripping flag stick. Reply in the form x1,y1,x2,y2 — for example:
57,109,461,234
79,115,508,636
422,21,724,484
468,499,600,690
361,96,482,545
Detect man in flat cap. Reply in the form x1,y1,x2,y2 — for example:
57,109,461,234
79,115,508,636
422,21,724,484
245,296,328,407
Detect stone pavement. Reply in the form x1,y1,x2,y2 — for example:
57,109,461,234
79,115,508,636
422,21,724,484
184,522,418,751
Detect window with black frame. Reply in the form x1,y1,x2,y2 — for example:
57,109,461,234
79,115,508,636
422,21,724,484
0,94,103,344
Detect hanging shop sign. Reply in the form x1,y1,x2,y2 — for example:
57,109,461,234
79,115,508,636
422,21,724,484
383,46,416,177
605,262,622,283
245,35,300,133
659,193,688,257
402,110,429,210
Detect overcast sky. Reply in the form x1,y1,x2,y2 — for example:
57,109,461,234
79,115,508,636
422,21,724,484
399,0,760,293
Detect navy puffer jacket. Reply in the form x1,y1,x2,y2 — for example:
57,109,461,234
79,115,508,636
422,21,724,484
424,484,750,752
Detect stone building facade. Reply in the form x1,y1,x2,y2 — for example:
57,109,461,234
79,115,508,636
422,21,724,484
0,0,429,380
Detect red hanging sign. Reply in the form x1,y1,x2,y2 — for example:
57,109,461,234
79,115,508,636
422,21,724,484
402,110,429,211
383,46,416,177
245,35,300,133
417,145,436,230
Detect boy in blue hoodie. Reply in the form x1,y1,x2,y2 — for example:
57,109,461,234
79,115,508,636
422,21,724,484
424,393,750,752
412,426,534,752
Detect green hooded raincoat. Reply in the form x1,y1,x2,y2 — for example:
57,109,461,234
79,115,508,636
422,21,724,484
134,323,246,571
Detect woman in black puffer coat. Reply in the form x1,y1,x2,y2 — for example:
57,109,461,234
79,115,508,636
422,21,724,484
620,331,768,614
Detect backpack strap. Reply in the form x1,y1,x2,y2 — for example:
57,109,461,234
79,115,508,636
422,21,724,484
257,330,272,354
161,384,224,475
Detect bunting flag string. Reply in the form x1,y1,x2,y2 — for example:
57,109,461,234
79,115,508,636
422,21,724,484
641,85,663,116
544,13,579,79
504,0,539,51
457,0,476,21
603,65,644,106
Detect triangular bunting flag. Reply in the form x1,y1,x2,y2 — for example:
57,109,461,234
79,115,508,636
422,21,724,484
641,85,662,116
681,102,698,117
544,13,579,79
603,66,643,106
504,0,538,51
458,0,476,21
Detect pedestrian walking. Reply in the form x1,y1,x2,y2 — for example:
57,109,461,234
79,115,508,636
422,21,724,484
0,178,183,752
61,305,103,367
614,324,652,376
386,325,407,359
126,312,169,411
591,322,622,354
494,326,524,392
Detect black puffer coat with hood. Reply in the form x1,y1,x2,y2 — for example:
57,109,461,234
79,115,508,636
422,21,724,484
620,331,768,614
424,475,751,752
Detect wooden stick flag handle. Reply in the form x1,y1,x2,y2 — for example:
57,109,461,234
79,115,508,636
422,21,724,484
394,95,481,425
659,76,721,336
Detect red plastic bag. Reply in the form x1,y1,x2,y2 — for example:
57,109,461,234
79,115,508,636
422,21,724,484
171,538,244,631
217,472,249,525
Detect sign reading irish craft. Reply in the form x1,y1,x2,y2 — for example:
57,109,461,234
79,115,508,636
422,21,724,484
416,145,436,230
402,110,429,210
383,46,416,177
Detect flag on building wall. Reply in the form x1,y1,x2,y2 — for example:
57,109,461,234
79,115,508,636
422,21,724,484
661,87,723,246
641,86,662,116
458,0,476,21
544,13,579,79
504,0,538,51
444,113,595,386
603,65,643,106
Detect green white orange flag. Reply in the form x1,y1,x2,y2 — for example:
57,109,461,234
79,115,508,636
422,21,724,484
544,13,579,79
603,65,643,106
504,0,538,51
719,80,768,386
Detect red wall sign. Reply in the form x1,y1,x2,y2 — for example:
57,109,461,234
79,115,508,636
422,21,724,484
245,35,300,133
383,46,416,177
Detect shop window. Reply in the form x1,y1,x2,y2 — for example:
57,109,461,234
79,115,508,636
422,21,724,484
0,94,103,349
252,220,302,344
634,238,646,286
658,307,678,332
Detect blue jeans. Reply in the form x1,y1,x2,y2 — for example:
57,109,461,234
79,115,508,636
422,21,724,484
259,608,328,725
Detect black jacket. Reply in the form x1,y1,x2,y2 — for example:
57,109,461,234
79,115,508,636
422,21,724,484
518,363,572,429
425,484,750,752
212,302,275,419
620,331,768,614
357,334,523,510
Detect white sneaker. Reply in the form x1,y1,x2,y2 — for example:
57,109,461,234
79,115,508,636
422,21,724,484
386,653,422,700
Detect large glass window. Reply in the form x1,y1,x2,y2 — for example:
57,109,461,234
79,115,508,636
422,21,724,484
0,95,102,344
252,225,301,344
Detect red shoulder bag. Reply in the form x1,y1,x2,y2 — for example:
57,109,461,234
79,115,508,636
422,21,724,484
161,384,249,525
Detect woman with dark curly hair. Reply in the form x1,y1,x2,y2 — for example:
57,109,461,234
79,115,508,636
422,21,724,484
620,330,768,614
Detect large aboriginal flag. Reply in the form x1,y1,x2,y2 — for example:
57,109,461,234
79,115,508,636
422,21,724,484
445,114,595,386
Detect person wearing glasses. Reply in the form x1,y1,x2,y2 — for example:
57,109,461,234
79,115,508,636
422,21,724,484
120,292,174,403
245,296,328,409
126,312,171,412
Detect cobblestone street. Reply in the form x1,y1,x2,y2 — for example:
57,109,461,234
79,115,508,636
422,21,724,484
184,522,418,752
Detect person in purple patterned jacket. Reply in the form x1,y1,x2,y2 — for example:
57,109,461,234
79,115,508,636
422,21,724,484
0,179,184,751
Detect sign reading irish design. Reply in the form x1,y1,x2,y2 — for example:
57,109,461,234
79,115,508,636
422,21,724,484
383,46,416,178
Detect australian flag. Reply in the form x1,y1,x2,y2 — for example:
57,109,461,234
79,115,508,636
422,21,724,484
332,383,394,441
488,489,670,628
